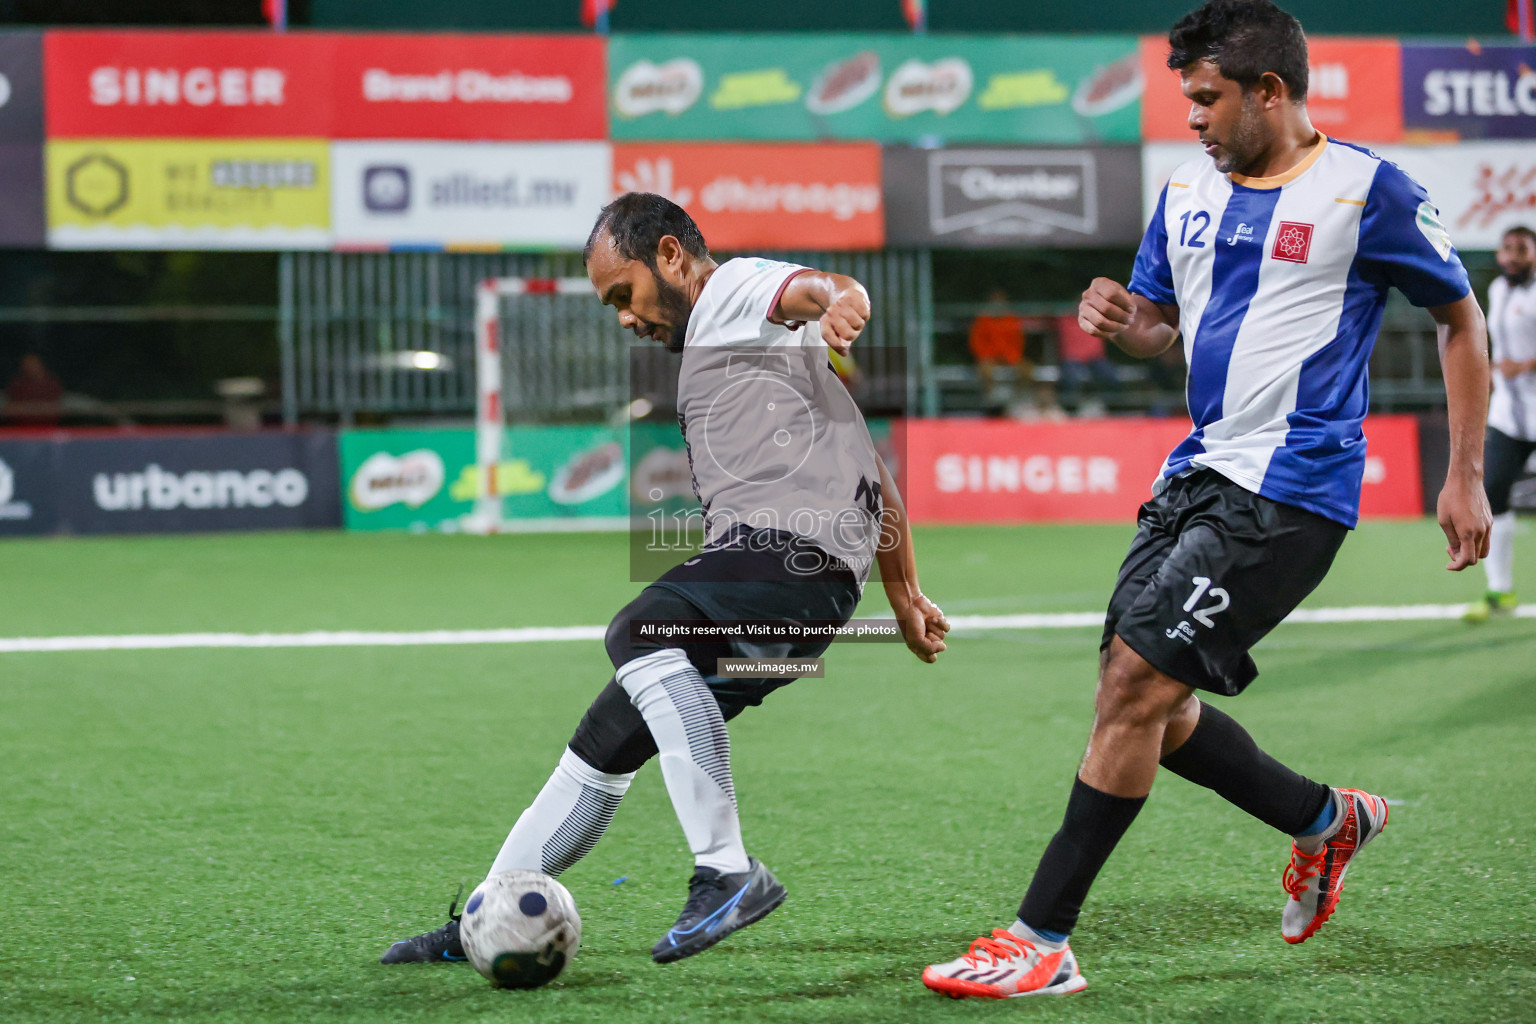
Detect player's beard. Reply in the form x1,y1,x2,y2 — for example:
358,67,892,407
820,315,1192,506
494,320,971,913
652,270,694,353
1210,93,1270,176
1502,265,1534,286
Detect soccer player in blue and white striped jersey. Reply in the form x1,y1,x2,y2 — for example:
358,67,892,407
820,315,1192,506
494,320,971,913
923,0,1493,999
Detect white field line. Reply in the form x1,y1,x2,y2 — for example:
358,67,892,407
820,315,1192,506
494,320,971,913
0,604,1527,654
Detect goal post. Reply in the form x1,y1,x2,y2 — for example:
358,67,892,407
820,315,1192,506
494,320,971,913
467,275,596,534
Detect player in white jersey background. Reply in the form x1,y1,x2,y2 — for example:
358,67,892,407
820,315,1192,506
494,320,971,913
1465,225,1536,622
923,0,1492,1000
382,193,949,968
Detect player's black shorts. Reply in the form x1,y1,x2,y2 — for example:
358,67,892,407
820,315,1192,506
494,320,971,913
569,528,861,774
1103,469,1348,697
1485,426,1536,515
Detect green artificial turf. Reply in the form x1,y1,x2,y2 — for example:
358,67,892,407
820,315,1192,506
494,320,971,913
1,520,1532,1023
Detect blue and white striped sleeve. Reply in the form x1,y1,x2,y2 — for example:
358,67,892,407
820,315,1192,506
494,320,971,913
1356,160,1471,309
1128,185,1176,307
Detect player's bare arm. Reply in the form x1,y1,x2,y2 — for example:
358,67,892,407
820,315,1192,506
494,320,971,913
1432,292,1494,571
775,271,870,356
1078,277,1180,358
873,452,949,663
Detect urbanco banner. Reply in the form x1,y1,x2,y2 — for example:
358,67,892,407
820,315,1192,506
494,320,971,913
56,432,341,535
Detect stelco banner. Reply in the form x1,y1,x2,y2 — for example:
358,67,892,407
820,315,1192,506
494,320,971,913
46,139,330,249
0,32,44,245
331,141,610,250
1402,43,1536,141
901,417,1422,524
1140,36,1403,142
608,34,1142,144
341,425,641,531
611,142,883,250
43,30,606,141
882,145,1142,247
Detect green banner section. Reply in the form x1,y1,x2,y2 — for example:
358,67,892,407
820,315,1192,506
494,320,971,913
609,34,1141,144
340,425,654,531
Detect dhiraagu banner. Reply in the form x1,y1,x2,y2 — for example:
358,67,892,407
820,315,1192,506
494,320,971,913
341,425,641,532
608,34,1142,144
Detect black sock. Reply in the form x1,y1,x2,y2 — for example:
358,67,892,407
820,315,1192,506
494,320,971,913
1018,776,1145,937
1159,702,1330,836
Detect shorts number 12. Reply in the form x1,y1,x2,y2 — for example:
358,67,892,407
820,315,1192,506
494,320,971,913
1183,575,1230,628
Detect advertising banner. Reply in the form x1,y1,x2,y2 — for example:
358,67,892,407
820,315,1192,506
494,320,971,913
1140,36,1402,142
0,143,44,246
882,145,1142,247
331,141,608,250
902,416,1422,524
1374,142,1536,252
44,30,334,138
0,32,44,143
341,425,640,531
1401,43,1536,141
608,34,1142,144
0,439,58,536
611,142,882,250
329,33,606,141
46,138,330,249
55,431,340,535
0,33,45,246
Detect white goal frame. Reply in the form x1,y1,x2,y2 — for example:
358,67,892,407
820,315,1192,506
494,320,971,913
467,275,599,534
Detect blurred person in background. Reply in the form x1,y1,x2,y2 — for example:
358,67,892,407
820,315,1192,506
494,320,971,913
968,287,1029,411
1054,314,1121,417
3,353,63,428
1465,224,1536,622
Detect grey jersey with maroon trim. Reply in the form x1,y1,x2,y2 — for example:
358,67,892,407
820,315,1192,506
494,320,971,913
676,257,882,584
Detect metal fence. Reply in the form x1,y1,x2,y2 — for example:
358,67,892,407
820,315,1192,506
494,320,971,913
280,250,935,424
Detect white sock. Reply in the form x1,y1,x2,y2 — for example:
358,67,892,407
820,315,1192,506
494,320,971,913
617,648,750,875
487,747,634,878
1008,919,1067,952
1486,511,1517,595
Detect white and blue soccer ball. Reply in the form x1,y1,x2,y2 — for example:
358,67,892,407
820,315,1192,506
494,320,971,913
459,870,581,989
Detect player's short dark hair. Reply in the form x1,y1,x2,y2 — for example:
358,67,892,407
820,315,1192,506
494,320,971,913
583,192,710,268
1503,225,1536,247
1167,0,1309,102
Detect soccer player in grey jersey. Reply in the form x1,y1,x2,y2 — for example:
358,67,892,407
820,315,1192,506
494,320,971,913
382,193,949,967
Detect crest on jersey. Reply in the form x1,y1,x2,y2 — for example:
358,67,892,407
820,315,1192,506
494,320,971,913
1271,221,1314,264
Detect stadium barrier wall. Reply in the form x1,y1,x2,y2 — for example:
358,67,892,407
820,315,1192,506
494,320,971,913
899,416,1423,524
0,430,340,536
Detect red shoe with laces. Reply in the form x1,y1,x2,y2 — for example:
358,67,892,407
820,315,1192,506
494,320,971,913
1281,788,1389,944
921,928,1087,998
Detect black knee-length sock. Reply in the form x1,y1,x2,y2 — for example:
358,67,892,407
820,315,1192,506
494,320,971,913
1017,776,1146,937
1158,702,1330,835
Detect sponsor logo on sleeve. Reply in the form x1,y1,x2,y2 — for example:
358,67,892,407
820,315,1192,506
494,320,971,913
1415,201,1454,259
